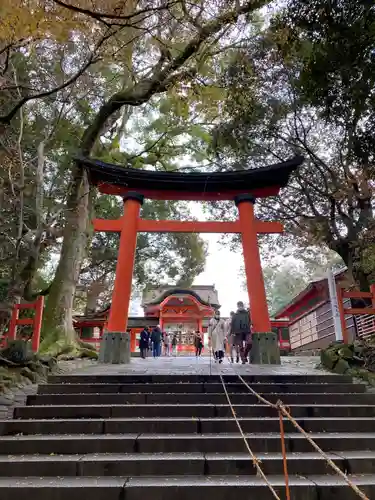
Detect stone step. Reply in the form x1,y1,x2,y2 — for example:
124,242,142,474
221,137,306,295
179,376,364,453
0,451,375,477
216,404,375,418
0,474,374,500
3,416,375,436
13,403,375,419
200,417,375,434
134,433,375,454
26,392,375,406
104,475,375,500
37,382,366,395
47,374,352,385
1,432,375,454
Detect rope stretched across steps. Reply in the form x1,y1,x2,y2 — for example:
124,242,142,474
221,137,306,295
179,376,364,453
220,356,370,500
218,373,282,500
218,354,290,499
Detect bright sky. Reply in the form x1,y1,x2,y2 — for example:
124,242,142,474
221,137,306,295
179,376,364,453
193,233,248,316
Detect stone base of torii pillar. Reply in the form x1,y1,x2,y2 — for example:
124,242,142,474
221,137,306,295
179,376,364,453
98,332,131,364
250,332,281,365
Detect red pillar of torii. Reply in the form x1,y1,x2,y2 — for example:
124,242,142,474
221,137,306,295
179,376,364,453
94,192,282,334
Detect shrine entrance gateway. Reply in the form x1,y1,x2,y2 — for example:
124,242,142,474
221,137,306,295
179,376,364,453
80,155,303,364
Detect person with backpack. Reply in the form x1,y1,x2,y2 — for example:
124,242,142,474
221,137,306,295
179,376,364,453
208,310,226,363
230,301,252,364
150,325,163,358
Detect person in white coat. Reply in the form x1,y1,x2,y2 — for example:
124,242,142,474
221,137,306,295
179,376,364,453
209,310,227,363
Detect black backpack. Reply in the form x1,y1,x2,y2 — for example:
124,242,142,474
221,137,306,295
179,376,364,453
232,310,251,334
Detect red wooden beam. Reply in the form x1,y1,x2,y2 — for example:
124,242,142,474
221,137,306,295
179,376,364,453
15,302,37,310
342,291,373,299
97,183,281,200
138,219,241,233
17,318,34,325
94,218,284,234
74,320,106,327
93,218,122,232
344,307,375,315
255,221,283,234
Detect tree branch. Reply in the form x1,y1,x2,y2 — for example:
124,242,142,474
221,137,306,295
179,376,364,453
0,59,97,125
52,0,177,22
0,31,113,125
127,131,169,161
80,0,267,154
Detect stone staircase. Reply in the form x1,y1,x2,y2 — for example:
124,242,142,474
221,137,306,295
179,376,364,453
0,373,375,499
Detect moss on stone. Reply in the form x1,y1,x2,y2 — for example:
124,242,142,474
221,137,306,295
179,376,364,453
333,358,350,374
320,348,339,370
338,345,354,359
0,339,65,394
321,337,375,386
79,348,98,360
40,336,98,362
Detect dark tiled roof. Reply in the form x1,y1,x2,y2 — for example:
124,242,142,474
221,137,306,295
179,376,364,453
76,155,303,194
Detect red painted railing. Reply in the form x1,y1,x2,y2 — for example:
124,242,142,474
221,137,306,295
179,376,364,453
6,296,44,352
337,284,375,343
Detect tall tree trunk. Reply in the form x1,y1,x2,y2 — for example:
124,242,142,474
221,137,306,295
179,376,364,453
40,164,90,350
85,278,107,315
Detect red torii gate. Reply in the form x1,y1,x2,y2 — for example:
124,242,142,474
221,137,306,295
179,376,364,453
95,194,282,333
80,155,303,340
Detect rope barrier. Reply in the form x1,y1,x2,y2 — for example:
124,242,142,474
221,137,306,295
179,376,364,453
277,402,370,500
218,373,282,500
232,371,370,500
278,406,291,500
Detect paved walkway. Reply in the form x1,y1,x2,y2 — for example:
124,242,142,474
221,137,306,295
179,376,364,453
70,355,327,376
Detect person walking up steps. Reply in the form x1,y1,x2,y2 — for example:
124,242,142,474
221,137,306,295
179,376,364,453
230,301,252,364
209,310,226,363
